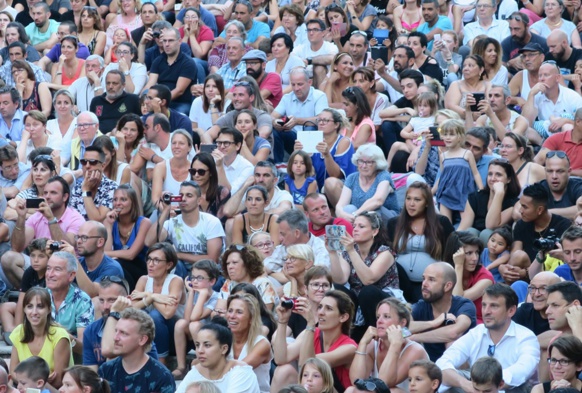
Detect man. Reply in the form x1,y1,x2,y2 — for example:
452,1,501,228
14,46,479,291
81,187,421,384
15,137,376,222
409,262,477,362
417,0,452,51
38,21,90,71
374,45,412,103
145,181,225,266
213,127,254,195
90,70,140,134
0,145,30,199
291,19,338,88
0,87,25,144
102,42,148,94
436,284,540,393
522,62,582,143
348,31,371,69
303,192,353,238
512,271,560,336
142,84,194,138
0,42,48,87
508,42,544,108
140,22,192,69
545,281,582,337
535,107,582,177
264,209,330,284
68,55,105,112
46,251,95,355
545,29,582,75
502,183,571,283
462,0,510,47
15,0,42,27
25,2,59,52
98,307,175,393
469,85,529,141
217,0,269,49
554,226,582,286
142,27,197,114
464,127,499,185
130,2,158,48
242,49,282,108
271,67,328,163
501,12,548,74
216,37,247,90
69,112,102,171
1,176,83,289
69,146,117,222
222,160,294,219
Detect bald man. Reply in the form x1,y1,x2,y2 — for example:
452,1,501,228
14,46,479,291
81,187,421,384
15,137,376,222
512,271,560,336
545,30,582,75
408,262,478,362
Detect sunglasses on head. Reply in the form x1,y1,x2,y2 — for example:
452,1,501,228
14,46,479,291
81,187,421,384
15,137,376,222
101,275,129,294
546,150,568,159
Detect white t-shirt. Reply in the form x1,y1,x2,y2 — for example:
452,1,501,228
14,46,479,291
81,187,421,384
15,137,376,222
229,336,271,393
163,212,225,256
46,118,77,166
189,96,215,132
292,41,339,59
176,365,260,393
224,155,254,195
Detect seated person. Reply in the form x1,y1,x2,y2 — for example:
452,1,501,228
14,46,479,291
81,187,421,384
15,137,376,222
13,356,52,393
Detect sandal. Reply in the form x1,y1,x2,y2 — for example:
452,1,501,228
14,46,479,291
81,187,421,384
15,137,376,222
171,368,187,380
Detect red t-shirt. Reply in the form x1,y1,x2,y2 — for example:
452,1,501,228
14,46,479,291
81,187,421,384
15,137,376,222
260,72,283,108
309,218,354,238
468,266,494,324
543,130,582,170
313,328,357,389
178,25,214,45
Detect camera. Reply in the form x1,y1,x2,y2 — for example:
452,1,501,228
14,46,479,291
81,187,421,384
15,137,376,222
162,194,182,204
534,228,559,251
49,242,60,252
152,31,160,38
281,297,297,310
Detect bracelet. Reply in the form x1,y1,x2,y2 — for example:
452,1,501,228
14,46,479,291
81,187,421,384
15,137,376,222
14,226,22,231
305,325,316,332
355,350,368,355
56,72,62,75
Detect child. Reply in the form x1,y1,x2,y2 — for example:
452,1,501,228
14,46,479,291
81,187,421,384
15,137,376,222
470,357,504,393
13,356,51,393
387,92,437,170
0,238,49,343
433,30,462,86
408,360,442,393
172,259,220,379
480,228,512,283
433,119,484,223
285,150,318,209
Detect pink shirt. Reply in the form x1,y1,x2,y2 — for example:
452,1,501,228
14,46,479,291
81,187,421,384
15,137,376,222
350,116,376,145
26,207,85,239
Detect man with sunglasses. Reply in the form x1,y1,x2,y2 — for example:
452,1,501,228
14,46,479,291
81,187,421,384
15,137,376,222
508,43,544,108
501,13,548,74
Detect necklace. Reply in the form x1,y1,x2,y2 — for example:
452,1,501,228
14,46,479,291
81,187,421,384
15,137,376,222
249,216,265,233
546,18,563,27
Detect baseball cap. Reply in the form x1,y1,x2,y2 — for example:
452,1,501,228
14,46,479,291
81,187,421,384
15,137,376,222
241,49,267,62
518,43,544,54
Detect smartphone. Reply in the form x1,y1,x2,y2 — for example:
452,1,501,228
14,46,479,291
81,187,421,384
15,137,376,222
332,22,347,36
371,46,388,61
276,116,288,126
434,33,441,41
470,93,485,112
26,198,44,209
200,143,217,153
402,327,412,338
429,126,445,147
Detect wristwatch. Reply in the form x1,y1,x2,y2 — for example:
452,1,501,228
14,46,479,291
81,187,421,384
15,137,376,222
109,311,121,320
123,70,130,76
93,85,102,92
48,217,58,225
82,191,92,198
307,58,313,65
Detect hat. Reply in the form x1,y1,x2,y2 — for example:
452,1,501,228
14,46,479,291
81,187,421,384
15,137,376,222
353,378,391,393
518,43,544,54
242,50,267,62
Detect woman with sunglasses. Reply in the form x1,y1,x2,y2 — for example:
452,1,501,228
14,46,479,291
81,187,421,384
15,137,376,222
77,6,106,56
458,159,520,243
189,152,231,221
530,0,581,48
49,36,85,90
531,335,582,393
17,111,60,165
499,133,545,191
12,60,52,118
231,185,279,246
266,33,305,94
247,231,275,258
341,86,374,150
130,242,185,365
321,52,355,109
46,90,77,167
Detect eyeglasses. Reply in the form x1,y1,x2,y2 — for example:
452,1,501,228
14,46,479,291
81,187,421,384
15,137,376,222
309,282,331,290
476,3,492,7
80,159,102,166
190,275,209,282
101,275,129,294
252,241,273,249
146,257,167,265
189,168,207,176
344,86,356,95
116,50,131,56
547,358,574,366
489,158,509,165
74,235,101,243
76,123,96,129
527,285,547,294
546,150,568,159
542,60,560,71
487,345,495,357
62,35,78,43
161,39,177,44
357,159,375,166
282,256,298,263
33,154,53,164
307,28,323,33
316,118,334,124
233,81,251,87
325,2,342,10
216,140,234,147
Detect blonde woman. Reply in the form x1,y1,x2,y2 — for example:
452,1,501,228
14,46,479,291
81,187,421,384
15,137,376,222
282,244,314,298
105,0,142,48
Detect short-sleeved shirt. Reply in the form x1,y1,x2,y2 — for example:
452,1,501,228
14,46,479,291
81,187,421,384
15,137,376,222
291,41,339,60
145,43,192,70
0,161,30,189
512,302,550,336
513,214,572,262
150,51,197,104
0,109,26,142
540,178,582,209
25,19,60,46
344,171,399,212
274,87,329,132
46,43,90,61
90,92,141,134
533,85,582,121
215,108,272,134
163,212,225,260
99,356,175,393
176,6,218,36
554,264,581,284
468,266,494,324
20,266,45,292
49,285,94,336
79,255,124,282
468,190,518,231
463,19,510,46
69,176,118,220
502,34,548,63
545,48,582,75
417,16,453,51
218,20,269,45
25,207,85,239
313,328,357,389
542,131,582,171
259,72,283,108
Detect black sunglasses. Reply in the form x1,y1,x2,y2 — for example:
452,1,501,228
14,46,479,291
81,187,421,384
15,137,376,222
80,159,102,166
354,379,381,392
189,168,207,176
487,344,496,357
101,275,129,294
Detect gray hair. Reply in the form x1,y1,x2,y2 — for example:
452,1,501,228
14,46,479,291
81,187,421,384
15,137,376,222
152,20,172,31
352,143,388,171
234,0,253,13
164,27,180,40
86,54,104,67
32,2,50,12
491,84,511,100
52,251,78,273
78,111,99,124
289,66,310,82
277,209,309,234
227,36,245,48
255,160,278,178
224,20,247,42
185,382,221,393
172,129,193,147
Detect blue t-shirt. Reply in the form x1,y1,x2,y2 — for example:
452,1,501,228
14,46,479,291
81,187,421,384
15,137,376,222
344,170,400,212
145,43,192,70
219,20,269,45
480,248,507,283
417,16,453,51
112,216,148,263
554,264,580,284
46,43,90,62
99,356,175,393
312,135,356,189
79,255,124,282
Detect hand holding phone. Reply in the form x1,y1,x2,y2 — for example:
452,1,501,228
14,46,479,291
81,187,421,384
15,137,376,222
26,198,44,209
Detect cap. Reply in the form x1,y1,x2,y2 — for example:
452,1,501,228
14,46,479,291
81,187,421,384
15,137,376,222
353,378,391,393
241,49,267,62
518,42,544,54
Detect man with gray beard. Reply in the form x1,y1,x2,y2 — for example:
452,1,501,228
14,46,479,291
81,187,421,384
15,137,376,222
89,69,141,133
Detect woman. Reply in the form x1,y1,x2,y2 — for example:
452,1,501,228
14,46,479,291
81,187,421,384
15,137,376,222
265,33,305,94
92,136,132,185
62,0,87,27
230,282,277,340
272,4,308,47
12,60,51,118
226,293,272,393
231,185,279,246
130,242,185,364
17,111,60,164
234,110,271,165
458,159,521,243
445,232,494,324
387,181,454,303
49,36,85,90
299,358,334,393
61,366,112,393
281,244,314,298
46,90,77,167
335,144,399,222
180,8,213,60
530,0,581,47
352,67,390,130
189,152,230,220
190,74,225,136
208,21,253,73
499,133,545,190
104,28,131,65
216,244,278,311
152,130,193,209
104,184,151,291
345,0,377,36
271,290,356,393
341,86,374,149
0,12,13,51
444,55,491,119
470,37,508,85
323,4,359,51
321,53,355,109
104,41,147,93
247,231,275,259
77,6,106,56
175,320,261,393
0,22,41,64
349,298,428,390
393,0,423,33
114,113,144,164
328,211,400,326
10,287,72,388
531,335,582,393
105,0,143,49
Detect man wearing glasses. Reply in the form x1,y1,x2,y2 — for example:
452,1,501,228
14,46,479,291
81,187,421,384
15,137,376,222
508,43,544,108
213,127,254,195
513,272,560,336
461,0,510,48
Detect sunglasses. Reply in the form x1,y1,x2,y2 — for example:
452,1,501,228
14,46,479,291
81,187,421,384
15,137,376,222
33,154,54,163
233,81,251,87
506,14,526,22
101,275,129,294
354,379,384,392
487,344,495,357
80,159,102,166
546,150,568,159
189,168,207,176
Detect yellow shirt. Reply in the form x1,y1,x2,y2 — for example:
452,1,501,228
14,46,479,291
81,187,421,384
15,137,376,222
10,324,73,372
